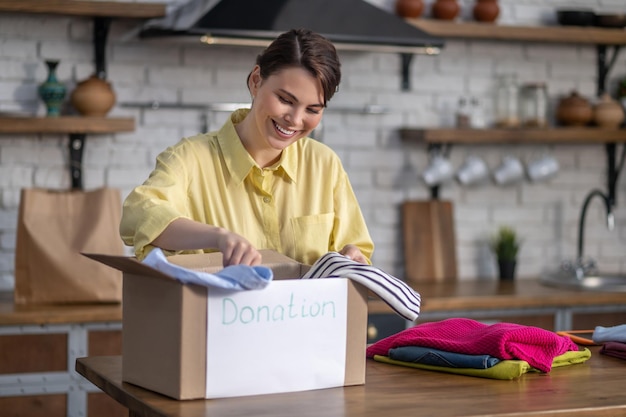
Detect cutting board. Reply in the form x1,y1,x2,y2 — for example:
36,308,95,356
402,200,457,284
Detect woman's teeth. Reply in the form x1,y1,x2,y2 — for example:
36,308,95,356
274,121,295,135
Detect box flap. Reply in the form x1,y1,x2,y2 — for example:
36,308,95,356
85,249,311,283
82,253,176,282
164,249,310,279
259,250,311,279
167,251,223,271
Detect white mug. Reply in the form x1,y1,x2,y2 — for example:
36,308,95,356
493,156,524,185
526,154,559,182
422,154,454,186
456,155,489,185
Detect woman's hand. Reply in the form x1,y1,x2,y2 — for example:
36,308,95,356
151,218,262,266
216,230,262,267
339,244,368,264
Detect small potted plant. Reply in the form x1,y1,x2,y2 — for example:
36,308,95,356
490,225,521,280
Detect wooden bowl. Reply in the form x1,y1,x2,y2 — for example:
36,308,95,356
594,14,626,28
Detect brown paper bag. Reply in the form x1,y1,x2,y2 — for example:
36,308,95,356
14,187,124,304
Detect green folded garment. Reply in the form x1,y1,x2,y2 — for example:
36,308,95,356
373,348,591,380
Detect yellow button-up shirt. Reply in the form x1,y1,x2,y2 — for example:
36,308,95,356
120,109,374,265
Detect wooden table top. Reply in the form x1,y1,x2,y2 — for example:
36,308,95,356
77,348,626,417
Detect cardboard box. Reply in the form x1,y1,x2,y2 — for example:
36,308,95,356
85,250,368,400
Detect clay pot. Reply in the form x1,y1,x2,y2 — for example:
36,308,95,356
432,0,460,20
70,75,116,117
395,0,424,18
593,93,625,128
473,0,500,23
556,91,593,126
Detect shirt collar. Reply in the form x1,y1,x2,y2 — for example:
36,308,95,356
218,109,297,184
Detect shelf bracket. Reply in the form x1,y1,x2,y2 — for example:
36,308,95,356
596,44,622,97
596,45,624,209
69,133,85,190
400,53,414,91
607,143,616,208
605,142,626,210
94,17,112,79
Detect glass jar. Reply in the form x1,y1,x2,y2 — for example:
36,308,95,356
455,96,470,128
469,96,486,128
520,82,548,127
494,74,520,127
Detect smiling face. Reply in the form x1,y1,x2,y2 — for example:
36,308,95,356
238,65,325,166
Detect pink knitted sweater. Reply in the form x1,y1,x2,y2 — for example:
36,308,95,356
366,318,579,372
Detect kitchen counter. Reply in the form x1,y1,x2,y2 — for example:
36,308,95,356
368,279,626,332
0,290,122,325
76,346,626,417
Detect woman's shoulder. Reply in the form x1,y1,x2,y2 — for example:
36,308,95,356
180,132,216,146
166,133,217,155
290,137,346,177
154,134,218,173
297,137,340,160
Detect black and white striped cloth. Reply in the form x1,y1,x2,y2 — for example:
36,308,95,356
301,252,421,321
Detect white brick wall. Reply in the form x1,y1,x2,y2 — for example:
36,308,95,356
0,0,625,290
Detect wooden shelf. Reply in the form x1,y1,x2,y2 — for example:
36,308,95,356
0,116,135,134
0,0,166,18
407,18,626,45
399,127,626,144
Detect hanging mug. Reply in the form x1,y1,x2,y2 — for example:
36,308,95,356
526,154,559,182
493,156,524,185
457,155,489,185
422,154,454,186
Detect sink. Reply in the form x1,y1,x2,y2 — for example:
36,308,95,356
541,271,626,292
543,185,625,292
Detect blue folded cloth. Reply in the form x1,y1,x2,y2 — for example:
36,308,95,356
389,345,501,369
593,324,626,344
143,248,273,290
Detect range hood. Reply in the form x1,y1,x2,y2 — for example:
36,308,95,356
139,0,444,55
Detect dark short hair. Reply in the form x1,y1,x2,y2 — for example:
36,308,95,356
250,28,341,106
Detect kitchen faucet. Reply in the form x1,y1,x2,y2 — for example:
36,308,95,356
569,189,615,280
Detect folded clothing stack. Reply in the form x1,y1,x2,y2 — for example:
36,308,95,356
367,318,589,379
594,324,626,360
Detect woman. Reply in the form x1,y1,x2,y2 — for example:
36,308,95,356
120,28,373,267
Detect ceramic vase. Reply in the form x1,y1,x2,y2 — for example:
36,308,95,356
556,91,593,126
473,0,500,23
593,93,625,128
432,0,460,20
38,60,66,117
395,0,424,18
70,75,116,117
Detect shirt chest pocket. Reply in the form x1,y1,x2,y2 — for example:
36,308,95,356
289,212,334,264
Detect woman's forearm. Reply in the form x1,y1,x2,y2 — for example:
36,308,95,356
152,218,225,251
151,218,261,266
